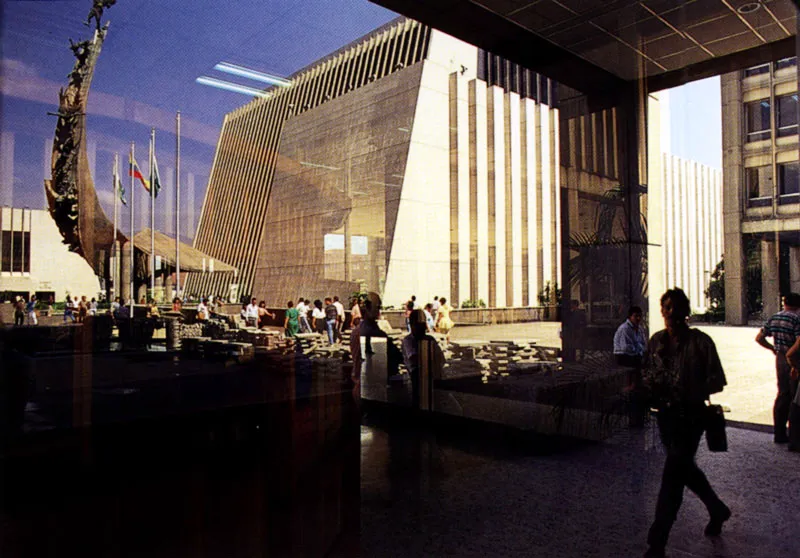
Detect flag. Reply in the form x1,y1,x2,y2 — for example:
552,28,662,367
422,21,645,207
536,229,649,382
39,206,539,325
129,154,150,192
116,175,127,206
150,152,162,199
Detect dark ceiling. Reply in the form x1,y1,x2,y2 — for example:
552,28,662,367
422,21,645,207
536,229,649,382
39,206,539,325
370,0,797,95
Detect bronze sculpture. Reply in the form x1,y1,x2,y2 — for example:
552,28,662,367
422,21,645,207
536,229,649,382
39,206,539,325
45,1,122,278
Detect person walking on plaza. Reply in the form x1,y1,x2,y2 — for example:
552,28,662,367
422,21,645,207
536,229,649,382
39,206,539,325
257,301,276,329
641,288,730,558
63,296,76,323
26,295,38,325
431,296,440,321
333,295,345,339
196,298,209,321
755,292,800,444
284,300,299,338
89,297,98,316
350,297,362,329
245,297,259,328
311,299,325,333
14,297,25,326
402,309,445,409
423,303,435,333
434,297,455,342
77,296,87,323
404,300,414,332
324,297,338,344
297,298,310,333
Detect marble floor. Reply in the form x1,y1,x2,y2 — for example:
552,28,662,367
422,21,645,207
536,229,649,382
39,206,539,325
360,415,800,558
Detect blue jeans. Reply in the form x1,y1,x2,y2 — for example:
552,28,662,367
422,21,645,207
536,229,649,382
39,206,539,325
299,316,311,333
326,319,336,344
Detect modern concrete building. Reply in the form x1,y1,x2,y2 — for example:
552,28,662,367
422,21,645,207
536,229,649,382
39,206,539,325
0,206,101,302
661,155,723,313
722,58,800,324
188,19,562,308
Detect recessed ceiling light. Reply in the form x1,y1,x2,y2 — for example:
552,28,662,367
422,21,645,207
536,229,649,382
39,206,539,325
737,2,762,14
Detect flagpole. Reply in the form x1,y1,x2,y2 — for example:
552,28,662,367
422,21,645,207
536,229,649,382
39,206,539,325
175,111,181,299
129,142,135,306
112,153,119,300
150,128,156,299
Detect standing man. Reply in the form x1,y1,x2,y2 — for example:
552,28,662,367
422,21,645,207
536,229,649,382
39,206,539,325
245,297,260,328
26,295,38,325
297,298,310,333
642,288,729,558
14,297,25,326
431,296,440,322
324,297,338,345
613,306,647,368
333,295,345,340
755,292,800,444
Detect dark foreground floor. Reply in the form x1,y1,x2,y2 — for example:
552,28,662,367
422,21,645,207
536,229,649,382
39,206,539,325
360,416,799,558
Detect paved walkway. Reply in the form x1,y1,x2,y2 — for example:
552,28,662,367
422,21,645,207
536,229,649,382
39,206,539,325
361,418,799,558
451,322,777,426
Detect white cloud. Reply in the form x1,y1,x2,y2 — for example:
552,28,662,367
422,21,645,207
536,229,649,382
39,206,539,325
0,58,39,78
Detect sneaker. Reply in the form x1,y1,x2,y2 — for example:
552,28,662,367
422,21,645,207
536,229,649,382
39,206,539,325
704,504,731,536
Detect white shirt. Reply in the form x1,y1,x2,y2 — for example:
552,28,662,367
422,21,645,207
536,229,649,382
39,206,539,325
297,301,308,318
197,302,208,314
312,307,325,320
245,303,259,319
334,300,345,318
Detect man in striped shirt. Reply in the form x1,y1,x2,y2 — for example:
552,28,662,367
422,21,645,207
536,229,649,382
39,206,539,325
756,292,800,443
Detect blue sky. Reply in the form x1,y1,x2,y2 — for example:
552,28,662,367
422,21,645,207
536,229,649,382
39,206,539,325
663,76,723,170
0,0,397,240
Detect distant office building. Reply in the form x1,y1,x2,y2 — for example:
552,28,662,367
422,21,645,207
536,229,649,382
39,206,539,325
188,18,561,308
0,206,101,302
661,155,723,313
721,59,800,324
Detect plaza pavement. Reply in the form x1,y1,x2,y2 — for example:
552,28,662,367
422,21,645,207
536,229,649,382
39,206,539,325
450,321,776,427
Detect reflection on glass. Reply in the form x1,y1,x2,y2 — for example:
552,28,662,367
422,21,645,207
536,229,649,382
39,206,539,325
745,99,771,142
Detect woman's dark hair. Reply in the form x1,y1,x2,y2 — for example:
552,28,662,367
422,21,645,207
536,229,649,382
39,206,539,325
259,300,266,307
439,297,447,305
627,306,643,318
287,300,294,307
314,299,323,309
661,288,690,321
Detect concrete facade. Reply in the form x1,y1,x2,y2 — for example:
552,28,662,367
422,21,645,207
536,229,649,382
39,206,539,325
189,20,561,309
661,155,723,313
721,60,800,324
0,207,101,301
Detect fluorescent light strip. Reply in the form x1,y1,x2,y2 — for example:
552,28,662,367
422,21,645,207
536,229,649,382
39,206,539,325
196,76,272,98
215,62,292,87
300,161,340,171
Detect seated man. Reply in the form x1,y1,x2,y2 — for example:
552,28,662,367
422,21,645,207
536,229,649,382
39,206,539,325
613,306,647,368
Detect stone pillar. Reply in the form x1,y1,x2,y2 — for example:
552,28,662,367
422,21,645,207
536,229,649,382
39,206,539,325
790,245,800,295
762,237,780,318
721,73,747,325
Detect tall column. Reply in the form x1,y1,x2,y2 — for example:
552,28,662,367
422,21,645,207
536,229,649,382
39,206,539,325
762,237,780,318
721,72,747,324
790,245,800,295
0,131,14,207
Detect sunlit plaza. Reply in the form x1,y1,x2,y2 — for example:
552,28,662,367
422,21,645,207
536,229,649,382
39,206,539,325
2,1,800,557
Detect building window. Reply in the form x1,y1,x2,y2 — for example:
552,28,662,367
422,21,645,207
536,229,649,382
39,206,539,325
777,94,798,137
776,57,797,71
745,165,773,207
0,230,30,272
778,161,799,204
745,99,771,142
744,63,769,77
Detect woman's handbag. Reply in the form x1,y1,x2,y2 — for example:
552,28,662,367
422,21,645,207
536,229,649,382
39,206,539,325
705,403,727,452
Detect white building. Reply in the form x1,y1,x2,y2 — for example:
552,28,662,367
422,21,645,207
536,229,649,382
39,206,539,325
0,206,101,302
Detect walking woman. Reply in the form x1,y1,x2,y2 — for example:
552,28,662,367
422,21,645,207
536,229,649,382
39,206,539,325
311,299,325,334
642,288,730,558
284,300,299,338
434,297,455,342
